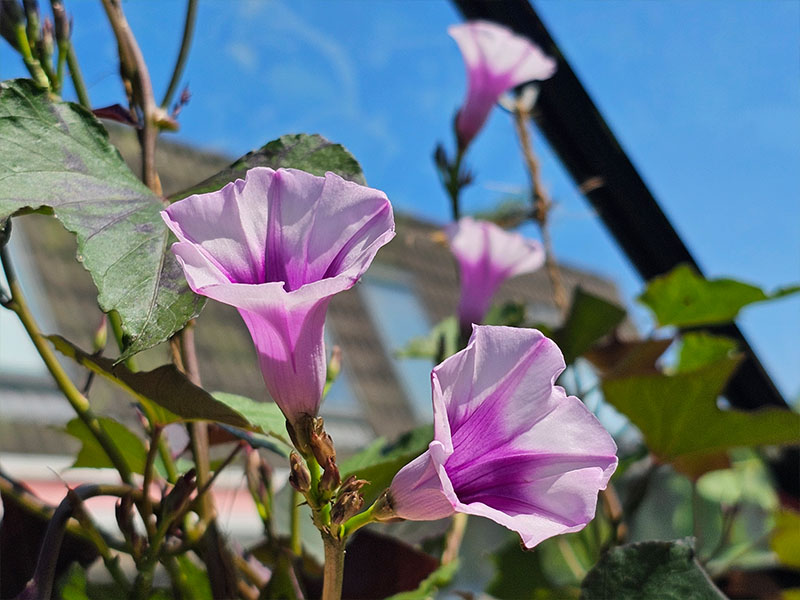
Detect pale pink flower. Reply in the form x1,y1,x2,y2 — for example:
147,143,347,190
449,20,556,148
162,168,394,427
446,217,545,328
386,325,618,549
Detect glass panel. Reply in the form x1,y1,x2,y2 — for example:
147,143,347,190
359,266,434,422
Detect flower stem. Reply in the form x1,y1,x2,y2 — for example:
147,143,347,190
0,240,133,485
322,534,345,600
160,0,198,109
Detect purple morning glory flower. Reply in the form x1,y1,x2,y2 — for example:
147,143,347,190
384,325,618,549
162,167,395,427
449,20,556,149
446,217,545,329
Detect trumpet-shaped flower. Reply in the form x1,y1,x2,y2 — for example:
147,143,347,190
162,168,395,427
449,20,556,149
446,217,544,328
384,325,618,549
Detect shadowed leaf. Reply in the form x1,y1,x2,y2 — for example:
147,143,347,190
170,133,366,201
0,79,204,359
581,539,725,600
553,288,626,364
49,335,251,428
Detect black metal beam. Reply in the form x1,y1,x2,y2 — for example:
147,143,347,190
454,0,786,410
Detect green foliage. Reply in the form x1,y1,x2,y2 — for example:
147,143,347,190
395,317,459,362
552,288,626,364
211,392,293,453
58,564,89,600
696,453,778,511
581,539,725,600
174,555,213,600
0,79,204,358
639,264,799,328
484,301,527,328
603,355,800,474
487,540,577,599
386,559,459,600
171,133,366,201
49,335,250,428
677,332,739,373
772,510,800,569
340,425,433,505
65,417,147,473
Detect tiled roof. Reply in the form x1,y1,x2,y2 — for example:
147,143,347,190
0,126,625,459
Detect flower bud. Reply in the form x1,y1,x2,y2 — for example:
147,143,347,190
326,345,342,384
330,490,364,526
163,468,196,517
338,475,368,496
288,452,311,495
50,0,68,44
309,417,336,468
318,459,340,494
92,315,108,353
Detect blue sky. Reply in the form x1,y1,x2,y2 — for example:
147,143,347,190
1,0,798,400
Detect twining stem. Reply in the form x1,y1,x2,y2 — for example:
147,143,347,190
512,99,568,314
160,0,198,109
66,488,131,592
556,536,586,581
29,483,139,600
0,241,133,485
322,535,345,600
441,512,468,565
141,424,162,538
100,0,160,193
290,489,302,555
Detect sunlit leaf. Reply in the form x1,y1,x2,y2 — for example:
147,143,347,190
340,425,433,505
395,317,459,363
771,510,800,569
638,264,800,328
696,454,778,511
171,133,366,201
0,79,203,359
211,392,292,452
581,539,725,600
677,332,739,373
603,356,800,473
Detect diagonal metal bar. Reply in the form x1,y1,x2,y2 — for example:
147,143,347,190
454,0,786,410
